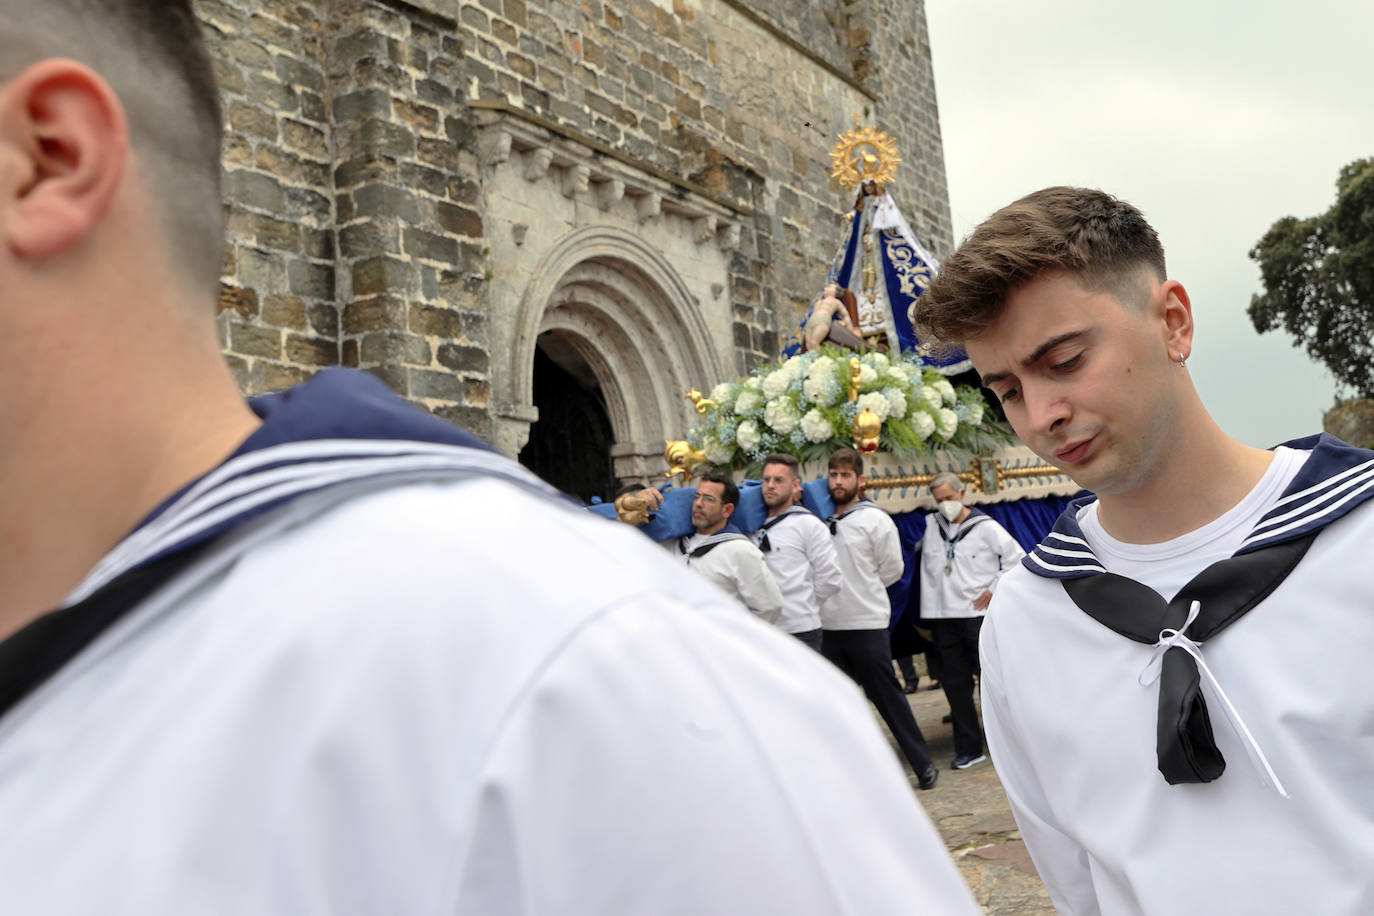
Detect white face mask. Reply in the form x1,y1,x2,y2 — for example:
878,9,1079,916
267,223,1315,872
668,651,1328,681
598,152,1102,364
938,500,963,522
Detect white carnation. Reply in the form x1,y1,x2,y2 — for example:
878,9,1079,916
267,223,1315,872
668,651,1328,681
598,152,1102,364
802,373,839,407
886,365,910,384
921,385,942,410
856,391,890,421
734,390,762,416
884,388,908,419
911,410,935,440
801,409,833,443
857,364,878,386
806,356,835,381
736,419,762,452
934,379,957,405
965,401,984,426
868,352,890,370
709,382,732,403
746,376,763,390
936,407,959,439
703,436,734,464
763,396,801,435
761,369,790,399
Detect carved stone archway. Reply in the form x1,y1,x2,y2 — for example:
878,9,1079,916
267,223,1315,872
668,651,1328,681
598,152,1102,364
497,226,724,484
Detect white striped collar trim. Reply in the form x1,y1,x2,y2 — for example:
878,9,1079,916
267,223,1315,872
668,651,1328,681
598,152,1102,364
1023,495,1104,580
65,439,561,607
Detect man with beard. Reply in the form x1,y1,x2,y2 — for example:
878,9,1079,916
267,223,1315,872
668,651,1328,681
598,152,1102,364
754,454,841,650
821,448,938,790
675,474,783,623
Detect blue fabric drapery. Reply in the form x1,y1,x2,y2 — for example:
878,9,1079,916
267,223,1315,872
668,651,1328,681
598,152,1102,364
591,482,1084,635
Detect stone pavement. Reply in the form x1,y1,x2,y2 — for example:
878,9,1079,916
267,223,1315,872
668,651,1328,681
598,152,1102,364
885,675,1056,915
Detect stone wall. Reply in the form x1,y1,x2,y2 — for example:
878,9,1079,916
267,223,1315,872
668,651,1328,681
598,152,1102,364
197,0,953,458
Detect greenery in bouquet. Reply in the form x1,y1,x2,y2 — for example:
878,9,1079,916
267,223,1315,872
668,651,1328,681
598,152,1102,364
687,345,1012,474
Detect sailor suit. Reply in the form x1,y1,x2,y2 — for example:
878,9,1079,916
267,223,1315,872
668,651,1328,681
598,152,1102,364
981,435,1374,915
0,369,979,915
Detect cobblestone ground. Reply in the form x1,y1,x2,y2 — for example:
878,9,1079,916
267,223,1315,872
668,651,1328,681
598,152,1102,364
884,674,1055,915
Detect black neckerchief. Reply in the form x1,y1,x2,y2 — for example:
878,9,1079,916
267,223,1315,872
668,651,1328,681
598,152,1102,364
757,506,812,552
0,369,562,724
1022,434,1374,787
934,510,990,572
826,499,882,535
678,528,749,560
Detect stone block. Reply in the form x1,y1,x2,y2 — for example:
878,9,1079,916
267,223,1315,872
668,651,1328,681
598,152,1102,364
410,368,466,401
343,295,408,334
225,170,286,213
230,321,283,359
409,303,465,338
353,183,421,222
285,333,338,366
228,101,278,140
218,284,260,320
288,259,336,300
360,330,432,365
436,202,484,237
262,295,307,330
437,343,490,374
403,227,460,263
262,364,310,393
431,404,493,441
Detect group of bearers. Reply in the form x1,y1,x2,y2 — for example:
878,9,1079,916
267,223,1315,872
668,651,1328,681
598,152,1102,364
635,449,1025,790
5,3,1373,913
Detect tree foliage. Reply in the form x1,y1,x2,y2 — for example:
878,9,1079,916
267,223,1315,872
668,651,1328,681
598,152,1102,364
1248,158,1374,397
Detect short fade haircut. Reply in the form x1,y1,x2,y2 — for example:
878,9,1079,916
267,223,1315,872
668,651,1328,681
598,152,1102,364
698,473,739,508
915,187,1167,345
929,471,965,494
827,447,863,476
0,1,224,295
761,453,800,479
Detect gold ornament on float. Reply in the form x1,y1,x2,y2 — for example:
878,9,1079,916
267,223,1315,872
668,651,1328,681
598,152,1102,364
684,388,717,414
828,117,901,189
852,409,882,454
663,439,708,483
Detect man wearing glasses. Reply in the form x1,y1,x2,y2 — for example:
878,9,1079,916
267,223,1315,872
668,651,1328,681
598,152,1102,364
754,454,842,651
675,474,783,623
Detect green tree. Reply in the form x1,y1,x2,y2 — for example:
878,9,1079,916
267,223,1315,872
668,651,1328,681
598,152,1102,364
1248,158,1374,397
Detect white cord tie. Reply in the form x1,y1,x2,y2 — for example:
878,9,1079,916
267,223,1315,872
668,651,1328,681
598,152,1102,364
1138,600,1290,798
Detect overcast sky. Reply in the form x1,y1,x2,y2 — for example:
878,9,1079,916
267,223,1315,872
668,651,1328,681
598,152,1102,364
923,0,1373,447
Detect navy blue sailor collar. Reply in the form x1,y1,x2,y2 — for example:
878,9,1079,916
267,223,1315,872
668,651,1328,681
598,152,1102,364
66,368,565,605
1023,434,1374,580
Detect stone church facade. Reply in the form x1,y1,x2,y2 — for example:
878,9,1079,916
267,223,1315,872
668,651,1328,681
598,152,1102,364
200,0,953,499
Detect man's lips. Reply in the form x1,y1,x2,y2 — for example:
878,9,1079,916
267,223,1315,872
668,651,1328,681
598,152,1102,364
1054,437,1094,465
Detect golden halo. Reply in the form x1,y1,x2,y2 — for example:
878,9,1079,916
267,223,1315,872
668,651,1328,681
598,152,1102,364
829,121,900,188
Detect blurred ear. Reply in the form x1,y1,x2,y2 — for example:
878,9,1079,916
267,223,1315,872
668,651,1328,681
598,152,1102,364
1159,280,1194,361
0,59,127,261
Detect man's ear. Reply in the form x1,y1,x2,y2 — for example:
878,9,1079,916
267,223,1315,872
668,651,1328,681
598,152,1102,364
721,501,735,520
1159,280,1194,362
0,59,127,261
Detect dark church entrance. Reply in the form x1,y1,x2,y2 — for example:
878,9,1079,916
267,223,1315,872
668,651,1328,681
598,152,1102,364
518,333,618,504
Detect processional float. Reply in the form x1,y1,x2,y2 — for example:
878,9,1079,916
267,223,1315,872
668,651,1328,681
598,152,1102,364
602,120,1078,535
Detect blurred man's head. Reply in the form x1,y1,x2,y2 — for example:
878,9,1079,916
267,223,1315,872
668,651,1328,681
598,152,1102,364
0,1,223,298
692,474,738,535
760,454,801,511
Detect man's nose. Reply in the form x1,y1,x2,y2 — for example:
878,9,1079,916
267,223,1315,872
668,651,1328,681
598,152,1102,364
1024,384,1071,436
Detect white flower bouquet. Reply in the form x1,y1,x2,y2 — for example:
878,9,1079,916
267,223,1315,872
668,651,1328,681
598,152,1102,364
688,345,1009,472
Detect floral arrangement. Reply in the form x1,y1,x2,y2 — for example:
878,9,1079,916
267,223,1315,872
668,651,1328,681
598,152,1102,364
687,346,1011,473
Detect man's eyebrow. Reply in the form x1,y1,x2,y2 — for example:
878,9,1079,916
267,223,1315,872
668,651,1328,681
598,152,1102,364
978,331,1088,389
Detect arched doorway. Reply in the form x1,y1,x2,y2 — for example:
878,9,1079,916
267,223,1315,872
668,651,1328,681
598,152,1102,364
497,226,727,487
518,333,618,503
